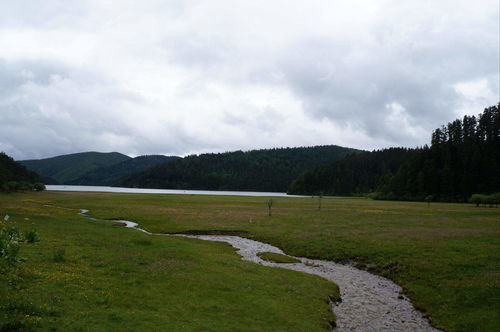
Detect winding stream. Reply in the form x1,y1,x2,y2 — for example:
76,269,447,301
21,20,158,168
77,209,439,332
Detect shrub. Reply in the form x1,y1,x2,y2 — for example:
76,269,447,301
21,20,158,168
468,193,500,207
25,230,39,243
6,181,19,192
366,192,383,200
52,248,66,262
0,181,45,192
483,194,495,208
18,181,33,191
33,183,46,191
0,225,25,270
491,192,500,207
469,194,486,207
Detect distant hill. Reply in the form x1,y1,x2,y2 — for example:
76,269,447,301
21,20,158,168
288,104,500,201
20,152,131,184
1,152,41,190
117,145,359,192
69,155,180,186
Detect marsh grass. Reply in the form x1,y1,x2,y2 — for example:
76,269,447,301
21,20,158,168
52,248,66,262
1,192,499,331
257,252,300,264
36,190,500,332
0,193,338,331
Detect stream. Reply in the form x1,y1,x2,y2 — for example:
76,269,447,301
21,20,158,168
77,209,440,332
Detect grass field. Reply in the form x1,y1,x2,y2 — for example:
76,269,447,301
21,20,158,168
1,191,499,331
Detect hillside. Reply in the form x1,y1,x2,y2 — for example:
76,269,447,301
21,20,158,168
20,152,131,184
117,145,359,192
289,104,500,201
0,152,41,190
69,155,180,186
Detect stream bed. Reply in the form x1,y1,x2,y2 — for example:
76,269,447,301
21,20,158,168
77,209,440,332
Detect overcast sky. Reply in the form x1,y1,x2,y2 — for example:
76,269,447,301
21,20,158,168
0,0,498,160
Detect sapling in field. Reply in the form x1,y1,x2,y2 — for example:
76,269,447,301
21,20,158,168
425,195,434,207
267,199,273,216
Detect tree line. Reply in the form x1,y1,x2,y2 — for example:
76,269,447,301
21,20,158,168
117,145,358,192
288,104,500,202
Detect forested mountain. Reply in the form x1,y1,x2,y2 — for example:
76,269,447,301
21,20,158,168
117,145,359,192
69,155,180,186
288,104,500,201
20,152,130,184
0,152,42,191
288,148,416,196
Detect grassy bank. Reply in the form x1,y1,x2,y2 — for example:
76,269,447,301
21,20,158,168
2,191,499,331
257,252,301,264
0,193,337,331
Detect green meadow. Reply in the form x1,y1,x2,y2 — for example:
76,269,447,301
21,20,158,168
1,191,499,331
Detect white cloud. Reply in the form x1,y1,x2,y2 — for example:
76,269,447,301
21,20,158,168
0,0,498,159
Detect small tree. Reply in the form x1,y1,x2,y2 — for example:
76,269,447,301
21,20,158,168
18,181,32,192
469,194,484,207
492,192,500,208
424,195,434,207
267,199,273,216
484,194,494,208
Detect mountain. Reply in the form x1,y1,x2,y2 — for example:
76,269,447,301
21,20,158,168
0,152,41,190
117,145,359,192
69,155,180,186
288,104,500,201
20,152,131,184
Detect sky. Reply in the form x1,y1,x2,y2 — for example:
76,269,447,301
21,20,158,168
0,0,498,160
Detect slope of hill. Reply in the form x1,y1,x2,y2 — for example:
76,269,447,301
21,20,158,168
69,155,180,186
20,152,131,184
289,104,500,201
0,152,41,190
117,145,359,192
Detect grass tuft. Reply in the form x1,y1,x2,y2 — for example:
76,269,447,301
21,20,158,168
257,252,301,264
52,248,66,262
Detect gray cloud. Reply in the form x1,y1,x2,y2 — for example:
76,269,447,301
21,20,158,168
0,1,498,160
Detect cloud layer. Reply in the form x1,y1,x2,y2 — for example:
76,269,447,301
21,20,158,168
0,0,498,160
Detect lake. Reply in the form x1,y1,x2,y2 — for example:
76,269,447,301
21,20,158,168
46,185,305,197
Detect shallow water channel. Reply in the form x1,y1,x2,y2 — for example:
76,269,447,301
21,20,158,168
77,209,439,332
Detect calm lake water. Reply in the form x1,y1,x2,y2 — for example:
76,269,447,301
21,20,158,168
46,185,304,197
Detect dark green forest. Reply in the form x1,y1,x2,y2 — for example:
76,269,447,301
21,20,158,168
0,152,43,191
20,152,131,184
117,145,358,192
68,155,180,186
288,148,416,196
289,104,500,202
